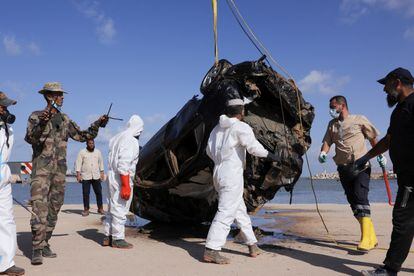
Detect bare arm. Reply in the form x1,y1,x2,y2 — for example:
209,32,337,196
366,135,390,159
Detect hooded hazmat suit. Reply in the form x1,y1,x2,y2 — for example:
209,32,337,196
0,123,15,272
104,115,143,240
205,114,269,251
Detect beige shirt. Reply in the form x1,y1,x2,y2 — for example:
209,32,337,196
75,148,104,180
322,114,379,166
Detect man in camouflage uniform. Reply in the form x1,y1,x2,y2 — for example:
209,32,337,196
25,82,109,265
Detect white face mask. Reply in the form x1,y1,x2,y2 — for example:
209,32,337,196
329,108,340,119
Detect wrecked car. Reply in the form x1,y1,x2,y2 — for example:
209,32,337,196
131,56,315,223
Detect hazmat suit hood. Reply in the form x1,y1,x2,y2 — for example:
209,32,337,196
219,114,239,129
126,115,144,137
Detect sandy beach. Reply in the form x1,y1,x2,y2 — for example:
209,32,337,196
11,203,414,276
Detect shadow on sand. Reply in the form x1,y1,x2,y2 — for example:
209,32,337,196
16,232,68,260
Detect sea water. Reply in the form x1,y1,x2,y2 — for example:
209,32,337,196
11,178,399,205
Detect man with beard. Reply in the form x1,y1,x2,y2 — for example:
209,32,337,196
359,68,414,276
75,139,105,216
25,82,109,265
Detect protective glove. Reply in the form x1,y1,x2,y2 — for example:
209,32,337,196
318,151,327,163
120,174,131,200
354,154,370,169
377,154,387,168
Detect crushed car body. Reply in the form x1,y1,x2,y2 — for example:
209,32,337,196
131,56,315,223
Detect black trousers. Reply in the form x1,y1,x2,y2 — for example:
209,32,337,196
82,179,103,210
338,166,371,218
384,173,414,272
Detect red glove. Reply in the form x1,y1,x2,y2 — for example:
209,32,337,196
120,174,131,200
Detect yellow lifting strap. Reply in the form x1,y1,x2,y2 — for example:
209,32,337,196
212,0,219,65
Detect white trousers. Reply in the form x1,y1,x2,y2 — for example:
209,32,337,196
0,183,16,272
205,174,257,251
103,170,134,240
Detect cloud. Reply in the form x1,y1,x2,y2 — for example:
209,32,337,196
2,35,41,56
299,70,351,95
3,35,21,56
74,0,117,44
144,113,167,125
27,42,41,55
404,26,414,40
340,0,414,23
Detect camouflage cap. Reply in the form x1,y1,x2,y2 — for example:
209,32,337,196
38,82,68,94
0,91,17,107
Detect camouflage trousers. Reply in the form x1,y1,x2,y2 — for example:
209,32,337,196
30,172,66,249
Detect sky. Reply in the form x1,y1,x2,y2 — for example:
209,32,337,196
0,0,413,176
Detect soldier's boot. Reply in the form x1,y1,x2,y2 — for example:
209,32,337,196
31,249,43,265
203,248,230,264
102,235,112,247
111,239,133,249
1,265,25,276
43,232,57,258
248,244,262,257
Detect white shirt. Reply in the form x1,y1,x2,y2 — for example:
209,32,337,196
75,148,104,180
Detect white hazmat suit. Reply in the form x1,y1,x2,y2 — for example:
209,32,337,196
0,123,15,272
205,114,269,251
104,115,143,240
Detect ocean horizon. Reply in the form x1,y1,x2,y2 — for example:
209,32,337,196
11,178,398,206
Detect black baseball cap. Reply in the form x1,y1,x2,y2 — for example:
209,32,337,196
377,67,414,85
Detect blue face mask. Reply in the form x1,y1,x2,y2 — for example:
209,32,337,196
329,108,340,119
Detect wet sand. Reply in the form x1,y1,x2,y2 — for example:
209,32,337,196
12,203,414,276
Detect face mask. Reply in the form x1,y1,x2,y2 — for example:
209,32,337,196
386,89,399,108
1,109,16,124
329,108,340,119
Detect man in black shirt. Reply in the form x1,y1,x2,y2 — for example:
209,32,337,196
356,67,414,276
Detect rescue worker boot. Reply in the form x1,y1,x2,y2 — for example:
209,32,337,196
1,265,25,276
111,239,133,249
357,217,376,252
31,249,43,265
43,232,57,258
203,248,230,264
368,218,378,249
102,235,112,247
248,244,262,257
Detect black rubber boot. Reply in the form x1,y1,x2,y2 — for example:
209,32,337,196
31,249,43,265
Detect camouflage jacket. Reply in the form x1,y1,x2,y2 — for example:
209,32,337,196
25,111,101,174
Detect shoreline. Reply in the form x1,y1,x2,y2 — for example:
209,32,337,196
11,203,414,275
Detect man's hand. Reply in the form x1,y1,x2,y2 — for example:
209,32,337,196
377,154,387,168
100,172,106,182
38,110,51,125
120,174,131,200
318,151,327,163
98,115,109,128
354,154,370,169
76,172,82,183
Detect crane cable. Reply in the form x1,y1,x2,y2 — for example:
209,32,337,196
212,0,219,66
221,0,408,253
